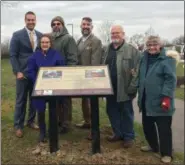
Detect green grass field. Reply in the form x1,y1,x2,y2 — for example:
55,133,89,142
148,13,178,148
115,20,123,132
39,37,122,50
176,62,184,100
1,59,184,164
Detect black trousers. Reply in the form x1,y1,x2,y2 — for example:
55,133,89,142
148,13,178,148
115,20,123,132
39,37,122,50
38,111,46,142
142,98,172,157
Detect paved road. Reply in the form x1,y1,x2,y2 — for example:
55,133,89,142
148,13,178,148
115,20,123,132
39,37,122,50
133,98,184,153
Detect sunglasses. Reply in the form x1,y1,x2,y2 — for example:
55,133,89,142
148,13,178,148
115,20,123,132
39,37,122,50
52,23,61,26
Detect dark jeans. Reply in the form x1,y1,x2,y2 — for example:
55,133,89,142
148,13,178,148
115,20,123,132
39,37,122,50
142,100,173,157
106,95,135,141
14,78,36,129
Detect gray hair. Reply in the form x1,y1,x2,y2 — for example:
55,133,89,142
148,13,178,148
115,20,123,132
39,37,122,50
145,35,163,46
110,25,125,33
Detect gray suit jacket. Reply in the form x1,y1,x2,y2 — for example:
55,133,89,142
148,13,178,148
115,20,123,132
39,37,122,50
9,28,42,77
77,34,102,65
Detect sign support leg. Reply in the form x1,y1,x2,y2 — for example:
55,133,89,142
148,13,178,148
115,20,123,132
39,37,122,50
90,96,101,154
48,98,59,153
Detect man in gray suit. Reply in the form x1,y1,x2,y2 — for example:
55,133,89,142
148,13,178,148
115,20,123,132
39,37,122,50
10,11,42,138
75,17,102,139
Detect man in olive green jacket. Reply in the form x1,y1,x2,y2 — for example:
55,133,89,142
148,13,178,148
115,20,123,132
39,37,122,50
75,17,102,130
103,25,141,148
50,16,78,134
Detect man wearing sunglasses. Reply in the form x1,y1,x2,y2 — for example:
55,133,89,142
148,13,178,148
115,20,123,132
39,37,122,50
50,16,78,134
9,11,42,138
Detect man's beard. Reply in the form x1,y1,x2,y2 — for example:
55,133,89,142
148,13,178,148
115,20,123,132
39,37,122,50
112,39,120,44
82,28,90,36
52,26,63,37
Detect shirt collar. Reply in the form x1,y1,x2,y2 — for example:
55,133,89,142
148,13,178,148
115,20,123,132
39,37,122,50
110,40,125,51
82,33,92,42
25,27,35,34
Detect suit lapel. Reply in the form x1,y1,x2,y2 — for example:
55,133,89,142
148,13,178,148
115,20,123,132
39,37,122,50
77,34,93,55
77,37,82,46
23,28,32,49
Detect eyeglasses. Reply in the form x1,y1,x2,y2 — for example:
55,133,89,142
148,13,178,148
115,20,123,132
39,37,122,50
52,23,61,26
147,43,159,47
111,32,122,35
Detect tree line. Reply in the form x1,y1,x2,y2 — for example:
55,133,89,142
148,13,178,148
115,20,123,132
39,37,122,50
1,1,184,58
1,22,184,59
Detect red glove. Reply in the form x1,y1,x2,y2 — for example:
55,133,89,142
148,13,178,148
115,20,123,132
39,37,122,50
161,97,170,111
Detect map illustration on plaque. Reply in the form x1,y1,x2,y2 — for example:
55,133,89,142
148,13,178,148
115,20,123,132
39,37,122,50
42,70,62,79
85,69,105,78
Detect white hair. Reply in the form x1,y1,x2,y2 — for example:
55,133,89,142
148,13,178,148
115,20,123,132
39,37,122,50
110,24,125,33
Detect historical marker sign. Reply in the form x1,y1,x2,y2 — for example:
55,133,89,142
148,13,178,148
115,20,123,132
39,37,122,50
32,65,113,97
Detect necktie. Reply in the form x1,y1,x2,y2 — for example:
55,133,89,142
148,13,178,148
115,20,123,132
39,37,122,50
30,31,34,50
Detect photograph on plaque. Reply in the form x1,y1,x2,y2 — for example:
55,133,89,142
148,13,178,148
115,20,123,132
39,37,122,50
32,66,113,97
42,70,62,79
85,69,105,78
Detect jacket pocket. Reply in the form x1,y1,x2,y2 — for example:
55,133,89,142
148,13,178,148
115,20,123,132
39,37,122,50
122,59,130,70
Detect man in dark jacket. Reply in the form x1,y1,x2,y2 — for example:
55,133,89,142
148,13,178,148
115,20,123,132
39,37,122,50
103,25,141,148
9,11,42,138
50,16,78,133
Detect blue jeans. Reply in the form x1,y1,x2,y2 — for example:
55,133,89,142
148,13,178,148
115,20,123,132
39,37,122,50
14,79,36,129
106,96,135,141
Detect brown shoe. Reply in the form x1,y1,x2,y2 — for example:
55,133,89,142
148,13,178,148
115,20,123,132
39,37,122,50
15,129,23,138
75,122,90,129
123,140,134,148
106,135,122,142
27,123,39,130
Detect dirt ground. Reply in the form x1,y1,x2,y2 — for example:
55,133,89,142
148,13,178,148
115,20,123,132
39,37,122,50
2,126,175,165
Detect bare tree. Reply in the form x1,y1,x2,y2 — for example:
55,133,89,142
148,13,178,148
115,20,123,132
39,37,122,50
1,38,10,59
172,35,184,45
144,26,156,37
129,34,145,46
98,20,114,45
162,39,172,47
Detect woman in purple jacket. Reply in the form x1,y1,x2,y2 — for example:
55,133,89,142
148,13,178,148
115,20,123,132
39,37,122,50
27,35,65,144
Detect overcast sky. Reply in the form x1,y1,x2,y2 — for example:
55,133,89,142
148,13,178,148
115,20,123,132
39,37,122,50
1,1,184,43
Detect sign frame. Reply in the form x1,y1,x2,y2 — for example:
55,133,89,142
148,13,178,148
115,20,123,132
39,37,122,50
32,65,113,97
